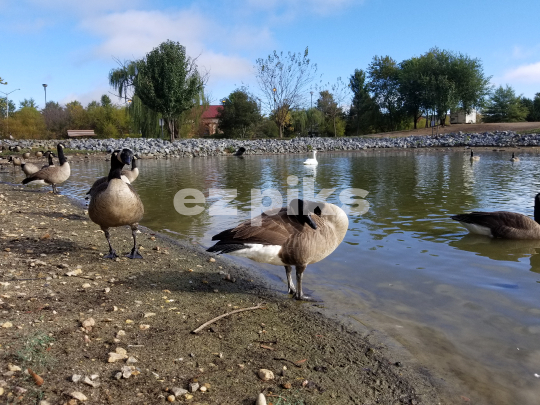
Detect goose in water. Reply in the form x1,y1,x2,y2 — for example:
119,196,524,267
207,199,349,300
303,150,318,165
234,147,246,157
22,143,70,194
88,148,144,259
510,152,520,162
470,150,480,161
85,152,138,199
451,193,540,239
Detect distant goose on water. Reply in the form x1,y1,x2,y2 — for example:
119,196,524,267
470,150,480,161
88,148,144,259
303,150,318,165
22,143,70,194
207,199,349,300
451,193,540,239
510,152,520,162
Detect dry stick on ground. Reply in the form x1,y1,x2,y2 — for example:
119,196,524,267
191,303,267,334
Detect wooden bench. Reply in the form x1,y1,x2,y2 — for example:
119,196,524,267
67,130,96,138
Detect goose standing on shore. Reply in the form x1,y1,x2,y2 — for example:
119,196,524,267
22,143,70,194
20,161,40,177
451,193,540,239
89,148,144,259
303,150,318,165
41,151,56,169
207,199,349,300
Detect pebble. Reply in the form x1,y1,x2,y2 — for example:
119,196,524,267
126,356,138,364
8,364,21,372
256,393,267,405
1,322,13,328
83,376,100,387
70,391,88,401
189,382,199,392
167,395,175,402
71,374,83,383
257,369,274,381
171,387,188,396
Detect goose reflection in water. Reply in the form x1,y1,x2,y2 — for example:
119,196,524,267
449,234,540,274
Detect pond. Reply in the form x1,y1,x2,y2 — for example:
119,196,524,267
4,148,540,404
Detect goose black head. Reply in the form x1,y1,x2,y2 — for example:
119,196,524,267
288,199,321,230
117,148,133,166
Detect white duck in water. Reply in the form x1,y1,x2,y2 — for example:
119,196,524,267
303,150,318,165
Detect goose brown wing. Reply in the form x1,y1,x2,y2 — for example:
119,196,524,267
209,208,308,250
22,165,56,184
451,211,539,238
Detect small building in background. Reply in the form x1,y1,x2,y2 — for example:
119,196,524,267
450,109,477,124
201,105,223,135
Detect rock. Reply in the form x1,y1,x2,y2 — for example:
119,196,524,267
70,391,88,401
199,385,207,392
108,352,128,363
83,376,99,387
82,283,91,289
139,324,150,330
256,393,267,405
171,387,188,396
258,369,274,381
116,330,126,338
167,395,175,402
189,382,199,392
8,364,21,372
144,312,156,318
71,374,83,382
114,372,122,380
66,268,82,276
126,356,138,364
208,257,216,262
121,365,135,379
1,322,13,328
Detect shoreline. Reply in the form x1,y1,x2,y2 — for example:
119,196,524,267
2,129,540,160
0,182,452,404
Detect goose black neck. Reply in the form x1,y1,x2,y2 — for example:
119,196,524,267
132,158,138,169
108,167,123,181
57,145,67,165
535,194,540,223
48,154,54,166
110,153,126,170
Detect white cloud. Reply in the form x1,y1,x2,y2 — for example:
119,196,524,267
502,62,540,83
246,0,358,15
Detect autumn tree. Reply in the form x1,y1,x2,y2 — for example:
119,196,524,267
255,47,318,138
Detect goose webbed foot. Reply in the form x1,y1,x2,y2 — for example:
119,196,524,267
293,292,318,301
287,285,297,294
125,248,143,259
104,249,119,260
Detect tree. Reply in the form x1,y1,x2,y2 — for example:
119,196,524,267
135,40,205,142
0,77,7,85
218,88,261,138
255,47,318,138
521,93,540,122
20,98,38,109
483,85,529,123
399,57,426,129
317,90,343,136
43,101,69,137
8,106,46,139
367,55,407,132
347,69,378,135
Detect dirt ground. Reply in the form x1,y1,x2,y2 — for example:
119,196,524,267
368,121,540,138
0,182,453,405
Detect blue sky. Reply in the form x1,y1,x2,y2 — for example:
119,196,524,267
1,0,540,110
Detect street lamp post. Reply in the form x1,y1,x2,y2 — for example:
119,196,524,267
42,84,48,107
0,88,20,138
310,91,314,137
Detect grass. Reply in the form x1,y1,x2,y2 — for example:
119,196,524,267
516,128,540,134
16,331,56,372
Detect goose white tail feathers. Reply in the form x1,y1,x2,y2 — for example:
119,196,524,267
207,199,348,300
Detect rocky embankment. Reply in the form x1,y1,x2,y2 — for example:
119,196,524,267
2,130,540,158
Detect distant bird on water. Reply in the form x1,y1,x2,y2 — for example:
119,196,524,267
470,150,480,161
303,150,318,165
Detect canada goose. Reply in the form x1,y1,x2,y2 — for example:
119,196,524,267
41,151,56,169
20,161,40,177
510,152,520,162
207,199,349,300
234,147,246,157
22,143,70,194
22,152,30,159
451,194,540,239
88,148,144,259
470,150,480,161
303,150,318,165
8,156,21,166
85,151,134,199
35,151,43,158
9,145,21,152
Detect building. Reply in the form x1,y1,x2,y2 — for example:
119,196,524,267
201,105,223,135
450,109,477,124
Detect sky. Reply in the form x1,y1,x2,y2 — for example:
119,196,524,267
1,0,540,111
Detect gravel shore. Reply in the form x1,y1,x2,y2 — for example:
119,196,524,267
2,130,540,159
0,182,451,404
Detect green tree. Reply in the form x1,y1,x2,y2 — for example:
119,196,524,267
43,101,69,137
66,100,88,129
218,88,261,138
101,94,112,107
9,106,46,139
19,98,38,109
135,40,205,142
367,55,407,132
347,69,378,135
317,90,343,136
0,77,7,85
521,93,540,122
483,85,529,123
255,47,318,138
